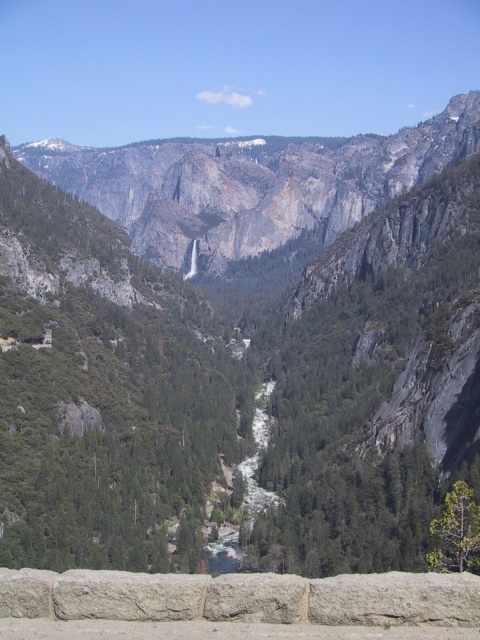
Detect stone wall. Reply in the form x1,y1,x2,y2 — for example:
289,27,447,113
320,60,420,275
1,569,479,627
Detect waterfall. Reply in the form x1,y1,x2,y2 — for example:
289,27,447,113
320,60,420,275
184,239,198,280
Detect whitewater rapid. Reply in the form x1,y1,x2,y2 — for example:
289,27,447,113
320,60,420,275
237,381,283,513
205,380,283,571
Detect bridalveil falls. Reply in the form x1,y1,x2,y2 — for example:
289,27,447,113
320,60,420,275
184,239,199,280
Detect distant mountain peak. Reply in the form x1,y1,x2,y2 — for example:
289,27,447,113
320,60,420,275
217,137,267,150
444,90,480,120
21,138,84,153
11,91,480,276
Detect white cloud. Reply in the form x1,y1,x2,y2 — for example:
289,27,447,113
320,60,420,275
407,103,416,109
197,91,224,105
227,92,252,107
254,88,267,96
196,90,252,108
422,110,437,118
225,126,240,134
197,124,214,130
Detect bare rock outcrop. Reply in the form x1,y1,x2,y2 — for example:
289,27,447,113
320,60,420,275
58,401,105,437
352,322,384,367
58,254,150,308
0,136,11,168
0,231,149,309
371,320,480,471
0,230,60,302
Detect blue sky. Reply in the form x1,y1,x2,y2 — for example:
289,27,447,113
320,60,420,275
2,0,480,148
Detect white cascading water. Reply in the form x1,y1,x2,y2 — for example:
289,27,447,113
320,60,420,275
205,381,284,570
184,239,198,280
237,381,283,513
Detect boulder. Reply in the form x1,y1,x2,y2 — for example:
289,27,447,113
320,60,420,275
309,571,480,626
204,573,308,623
57,400,105,437
0,568,58,619
53,570,210,621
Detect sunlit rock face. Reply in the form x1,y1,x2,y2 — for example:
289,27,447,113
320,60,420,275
371,311,480,473
13,92,480,275
285,156,476,322
282,141,480,473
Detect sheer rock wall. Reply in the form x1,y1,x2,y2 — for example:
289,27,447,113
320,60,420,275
13,92,480,275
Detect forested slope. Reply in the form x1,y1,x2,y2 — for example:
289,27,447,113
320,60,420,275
0,138,256,572
4,133,480,580
243,153,480,577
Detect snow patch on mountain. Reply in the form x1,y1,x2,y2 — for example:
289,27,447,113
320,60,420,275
218,138,267,150
21,138,85,153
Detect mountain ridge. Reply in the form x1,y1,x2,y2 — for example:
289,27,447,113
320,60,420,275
279,151,480,470
0,139,255,573
286,154,480,320
4,101,480,579
239,151,480,577
12,91,480,276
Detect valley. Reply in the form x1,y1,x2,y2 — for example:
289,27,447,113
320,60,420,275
2,90,480,578
13,92,480,277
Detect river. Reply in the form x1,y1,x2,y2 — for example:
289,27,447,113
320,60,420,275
205,381,282,572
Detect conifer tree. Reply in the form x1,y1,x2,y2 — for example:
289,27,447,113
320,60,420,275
427,481,480,573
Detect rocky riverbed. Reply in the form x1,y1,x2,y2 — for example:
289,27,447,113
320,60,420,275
205,381,283,571
237,381,283,513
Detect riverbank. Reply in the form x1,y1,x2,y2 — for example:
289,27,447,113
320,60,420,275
238,381,283,514
204,381,281,571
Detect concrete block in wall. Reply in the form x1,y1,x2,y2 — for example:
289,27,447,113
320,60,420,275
309,571,480,626
204,573,308,623
0,568,58,619
53,570,210,621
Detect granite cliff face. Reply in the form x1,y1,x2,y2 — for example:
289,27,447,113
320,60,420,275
285,152,480,472
13,140,211,231
286,171,473,321
371,310,480,473
13,92,480,275
0,140,163,310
